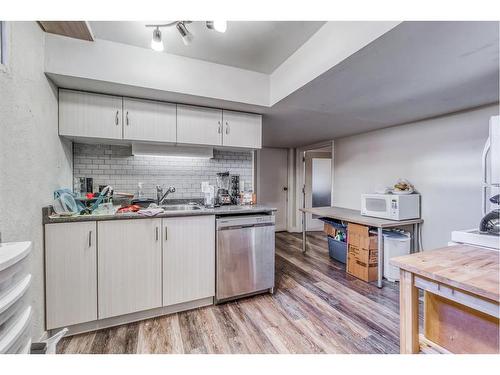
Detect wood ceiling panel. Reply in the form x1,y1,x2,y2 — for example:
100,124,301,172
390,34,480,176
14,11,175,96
38,21,94,41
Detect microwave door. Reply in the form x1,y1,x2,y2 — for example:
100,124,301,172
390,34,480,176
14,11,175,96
364,197,390,219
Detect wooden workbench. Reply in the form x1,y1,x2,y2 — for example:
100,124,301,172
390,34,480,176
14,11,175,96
391,244,500,354
299,206,423,287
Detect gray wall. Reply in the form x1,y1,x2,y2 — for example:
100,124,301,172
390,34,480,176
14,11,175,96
333,104,499,250
0,22,73,339
73,144,253,199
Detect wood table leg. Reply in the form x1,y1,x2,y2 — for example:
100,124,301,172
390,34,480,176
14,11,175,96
399,269,419,353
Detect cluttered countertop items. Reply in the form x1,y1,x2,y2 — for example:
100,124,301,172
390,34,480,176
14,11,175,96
44,176,275,224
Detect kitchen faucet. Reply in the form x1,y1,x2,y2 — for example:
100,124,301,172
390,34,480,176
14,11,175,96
156,185,176,205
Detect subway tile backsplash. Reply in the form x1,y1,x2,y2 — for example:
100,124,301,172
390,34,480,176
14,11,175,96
73,143,253,199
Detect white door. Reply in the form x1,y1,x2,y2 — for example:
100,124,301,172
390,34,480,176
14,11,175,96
45,222,97,329
177,104,222,146
162,215,215,306
123,98,176,143
222,110,262,149
59,89,123,139
305,152,332,231
257,148,288,231
97,219,162,319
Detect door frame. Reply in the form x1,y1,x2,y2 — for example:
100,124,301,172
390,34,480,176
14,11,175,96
289,140,335,233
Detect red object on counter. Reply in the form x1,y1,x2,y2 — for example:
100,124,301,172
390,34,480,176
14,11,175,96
116,204,141,213
85,193,94,199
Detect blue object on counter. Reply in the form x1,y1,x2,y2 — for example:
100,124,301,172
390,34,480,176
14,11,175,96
53,188,85,212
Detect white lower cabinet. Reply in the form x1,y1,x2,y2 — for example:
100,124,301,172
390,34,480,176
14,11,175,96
45,215,216,330
97,219,162,319
45,222,97,330
162,215,215,306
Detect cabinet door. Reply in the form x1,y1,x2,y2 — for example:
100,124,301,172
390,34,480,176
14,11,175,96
162,215,215,306
177,104,222,146
123,97,176,142
45,222,97,329
222,110,262,149
98,219,162,319
59,89,123,139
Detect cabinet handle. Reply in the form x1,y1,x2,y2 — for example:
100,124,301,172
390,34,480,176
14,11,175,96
217,121,221,134
126,111,129,126
115,111,119,126
88,230,92,247
155,227,159,241
164,226,168,241
225,121,229,134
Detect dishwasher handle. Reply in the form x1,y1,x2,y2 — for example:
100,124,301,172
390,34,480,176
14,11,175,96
218,223,275,231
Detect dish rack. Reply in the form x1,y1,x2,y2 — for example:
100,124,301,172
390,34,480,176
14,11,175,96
0,241,32,354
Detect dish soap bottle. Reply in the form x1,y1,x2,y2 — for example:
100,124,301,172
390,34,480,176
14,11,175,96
135,182,145,199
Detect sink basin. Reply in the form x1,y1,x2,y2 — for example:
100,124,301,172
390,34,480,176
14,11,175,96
161,204,202,211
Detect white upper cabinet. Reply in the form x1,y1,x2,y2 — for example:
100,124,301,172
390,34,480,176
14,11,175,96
59,89,123,140
222,110,262,149
58,90,262,149
177,104,223,146
123,98,176,143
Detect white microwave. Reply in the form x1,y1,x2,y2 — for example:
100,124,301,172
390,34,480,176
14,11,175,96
361,193,420,220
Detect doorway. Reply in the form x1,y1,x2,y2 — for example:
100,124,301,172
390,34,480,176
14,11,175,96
304,146,332,231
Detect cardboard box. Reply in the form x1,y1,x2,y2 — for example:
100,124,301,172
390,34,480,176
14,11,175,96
347,257,378,282
346,223,378,282
348,223,378,249
348,244,378,264
323,223,337,237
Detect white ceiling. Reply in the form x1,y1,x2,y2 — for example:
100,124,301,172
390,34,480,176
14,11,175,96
89,21,325,73
263,21,500,147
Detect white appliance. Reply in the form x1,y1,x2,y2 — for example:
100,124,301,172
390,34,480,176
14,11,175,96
383,230,411,282
450,229,499,250
361,193,420,220
482,115,500,215
450,115,500,250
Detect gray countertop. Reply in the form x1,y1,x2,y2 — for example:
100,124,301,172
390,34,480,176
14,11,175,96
43,205,277,224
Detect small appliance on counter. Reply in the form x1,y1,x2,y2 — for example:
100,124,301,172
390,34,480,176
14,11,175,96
215,172,232,206
230,175,240,204
361,193,420,220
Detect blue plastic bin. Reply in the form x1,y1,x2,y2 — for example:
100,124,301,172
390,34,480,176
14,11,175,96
319,217,348,264
327,236,347,264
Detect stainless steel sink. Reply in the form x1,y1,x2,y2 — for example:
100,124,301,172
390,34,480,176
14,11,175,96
161,204,202,211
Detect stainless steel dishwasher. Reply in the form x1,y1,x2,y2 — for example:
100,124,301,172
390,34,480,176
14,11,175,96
216,214,275,303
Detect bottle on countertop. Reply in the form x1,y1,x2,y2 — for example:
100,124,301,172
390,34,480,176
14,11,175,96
135,182,145,199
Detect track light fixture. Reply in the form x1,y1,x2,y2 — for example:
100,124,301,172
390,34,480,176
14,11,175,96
206,21,227,33
176,22,194,46
146,21,227,51
150,27,164,52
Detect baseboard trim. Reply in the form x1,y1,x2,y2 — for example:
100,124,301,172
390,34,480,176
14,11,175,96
48,296,214,337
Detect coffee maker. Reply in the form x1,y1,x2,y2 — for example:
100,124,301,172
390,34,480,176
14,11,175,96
215,172,231,206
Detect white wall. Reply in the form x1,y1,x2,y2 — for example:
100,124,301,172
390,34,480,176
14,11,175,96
0,22,73,340
333,104,499,250
45,35,270,107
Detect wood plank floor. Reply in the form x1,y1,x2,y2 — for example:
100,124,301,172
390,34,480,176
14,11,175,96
57,231,402,354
